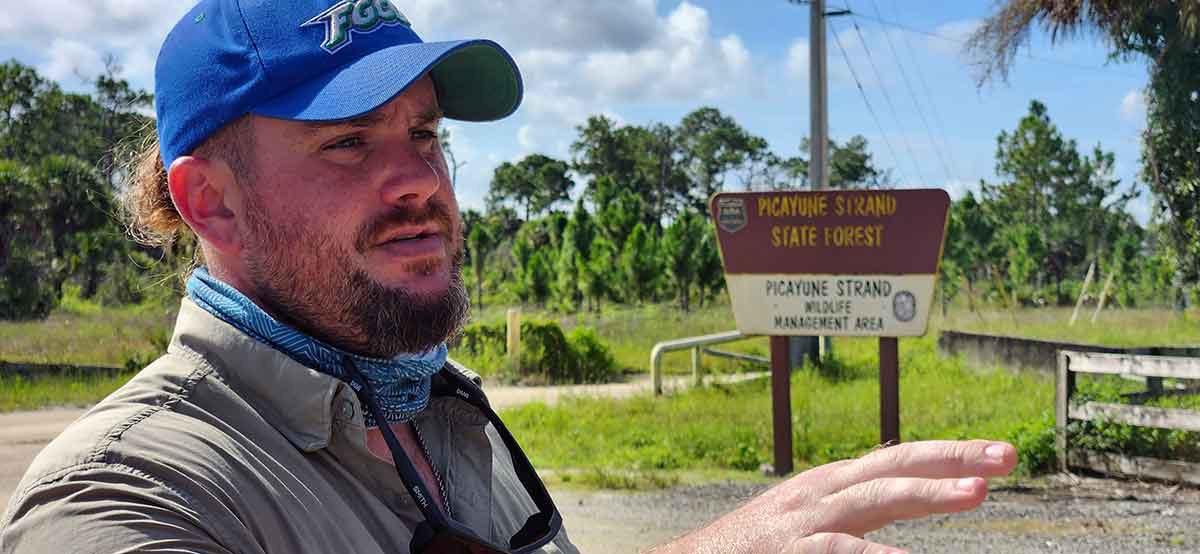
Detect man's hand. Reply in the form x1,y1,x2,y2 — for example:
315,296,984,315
650,439,1017,554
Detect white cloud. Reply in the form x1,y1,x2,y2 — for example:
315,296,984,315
546,2,753,123
407,0,658,52
942,178,977,200
517,124,538,152
39,40,105,83
720,35,751,73
1120,89,1146,122
441,123,475,162
0,1,190,87
786,39,809,80
930,19,981,56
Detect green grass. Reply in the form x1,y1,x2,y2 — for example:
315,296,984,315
3,296,1192,482
458,301,769,378
941,306,1200,347
0,371,137,412
0,301,176,368
500,333,1052,479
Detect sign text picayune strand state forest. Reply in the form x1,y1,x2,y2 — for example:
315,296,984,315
710,189,950,338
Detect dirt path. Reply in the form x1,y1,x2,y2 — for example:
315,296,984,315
555,476,1200,553
0,373,765,510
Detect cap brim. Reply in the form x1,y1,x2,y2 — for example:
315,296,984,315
252,39,522,123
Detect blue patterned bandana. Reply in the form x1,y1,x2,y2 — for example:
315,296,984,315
186,267,447,426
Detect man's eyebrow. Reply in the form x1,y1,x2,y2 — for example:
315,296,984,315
413,107,445,126
302,111,389,136
301,106,443,137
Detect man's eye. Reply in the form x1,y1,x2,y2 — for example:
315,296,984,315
324,136,364,150
411,129,437,141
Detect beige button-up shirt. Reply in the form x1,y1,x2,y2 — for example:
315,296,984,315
0,299,578,553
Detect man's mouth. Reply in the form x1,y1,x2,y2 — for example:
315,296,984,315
376,225,443,247
371,225,449,262
380,230,439,245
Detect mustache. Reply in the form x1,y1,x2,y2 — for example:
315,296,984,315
354,199,457,254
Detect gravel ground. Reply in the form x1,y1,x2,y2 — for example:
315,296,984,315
554,475,1200,553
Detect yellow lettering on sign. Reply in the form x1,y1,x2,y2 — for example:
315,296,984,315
759,194,828,218
771,225,819,247
823,224,884,248
834,193,897,217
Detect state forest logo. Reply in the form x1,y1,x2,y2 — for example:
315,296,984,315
716,197,747,233
303,0,412,54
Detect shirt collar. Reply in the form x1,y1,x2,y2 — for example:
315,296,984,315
170,297,345,451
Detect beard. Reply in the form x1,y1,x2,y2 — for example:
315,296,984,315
239,193,469,358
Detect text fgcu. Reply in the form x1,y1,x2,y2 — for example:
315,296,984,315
303,0,412,54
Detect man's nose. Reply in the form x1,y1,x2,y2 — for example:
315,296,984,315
378,143,442,207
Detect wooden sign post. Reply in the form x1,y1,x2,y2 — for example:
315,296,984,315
710,189,950,474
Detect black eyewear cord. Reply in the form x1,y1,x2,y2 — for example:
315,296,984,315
340,356,562,554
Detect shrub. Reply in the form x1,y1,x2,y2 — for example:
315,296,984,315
0,256,58,320
1007,410,1056,476
566,326,616,383
454,319,618,384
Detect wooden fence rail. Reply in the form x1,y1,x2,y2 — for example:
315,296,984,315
1057,350,1200,485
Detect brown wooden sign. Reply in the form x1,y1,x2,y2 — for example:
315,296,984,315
710,189,950,337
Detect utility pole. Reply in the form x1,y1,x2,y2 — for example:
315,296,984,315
809,0,829,192
792,0,841,367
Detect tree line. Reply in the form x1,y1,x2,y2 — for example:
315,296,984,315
0,59,168,319
462,99,1173,315
459,107,892,313
2,24,1198,321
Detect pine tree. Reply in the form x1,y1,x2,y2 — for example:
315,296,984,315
662,213,701,311
620,223,660,304
467,223,491,311
554,199,596,310
695,224,725,306
582,236,617,310
526,250,553,306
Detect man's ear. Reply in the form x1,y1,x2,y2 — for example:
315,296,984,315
167,156,244,255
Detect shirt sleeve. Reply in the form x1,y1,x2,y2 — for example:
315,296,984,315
1,464,240,554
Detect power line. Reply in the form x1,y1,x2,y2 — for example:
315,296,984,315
847,10,1142,78
843,17,930,186
888,0,965,180
862,0,955,183
792,0,1142,77
827,18,904,185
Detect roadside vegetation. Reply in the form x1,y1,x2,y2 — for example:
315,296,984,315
6,293,1200,487
0,370,135,412
943,307,1200,347
501,331,1054,483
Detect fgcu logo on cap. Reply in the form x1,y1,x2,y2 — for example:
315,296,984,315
302,0,412,54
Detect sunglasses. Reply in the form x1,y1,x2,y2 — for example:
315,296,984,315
341,357,562,554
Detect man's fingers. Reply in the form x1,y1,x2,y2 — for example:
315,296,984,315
815,440,1015,495
792,532,906,554
816,476,988,537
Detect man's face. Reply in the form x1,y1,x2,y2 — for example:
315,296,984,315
236,76,467,357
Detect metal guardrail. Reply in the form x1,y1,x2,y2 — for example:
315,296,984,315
649,330,758,395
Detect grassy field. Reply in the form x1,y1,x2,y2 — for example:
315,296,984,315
942,306,1200,347
2,295,1197,407
5,294,1199,486
0,370,137,412
0,299,175,368
500,332,1054,482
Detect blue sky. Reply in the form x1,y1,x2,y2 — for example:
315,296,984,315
0,1,1153,221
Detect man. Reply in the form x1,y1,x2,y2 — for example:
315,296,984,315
0,1,1016,552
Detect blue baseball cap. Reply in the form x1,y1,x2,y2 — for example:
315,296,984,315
155,0,523,167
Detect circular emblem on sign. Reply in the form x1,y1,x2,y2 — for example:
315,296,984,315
893,291,916,322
